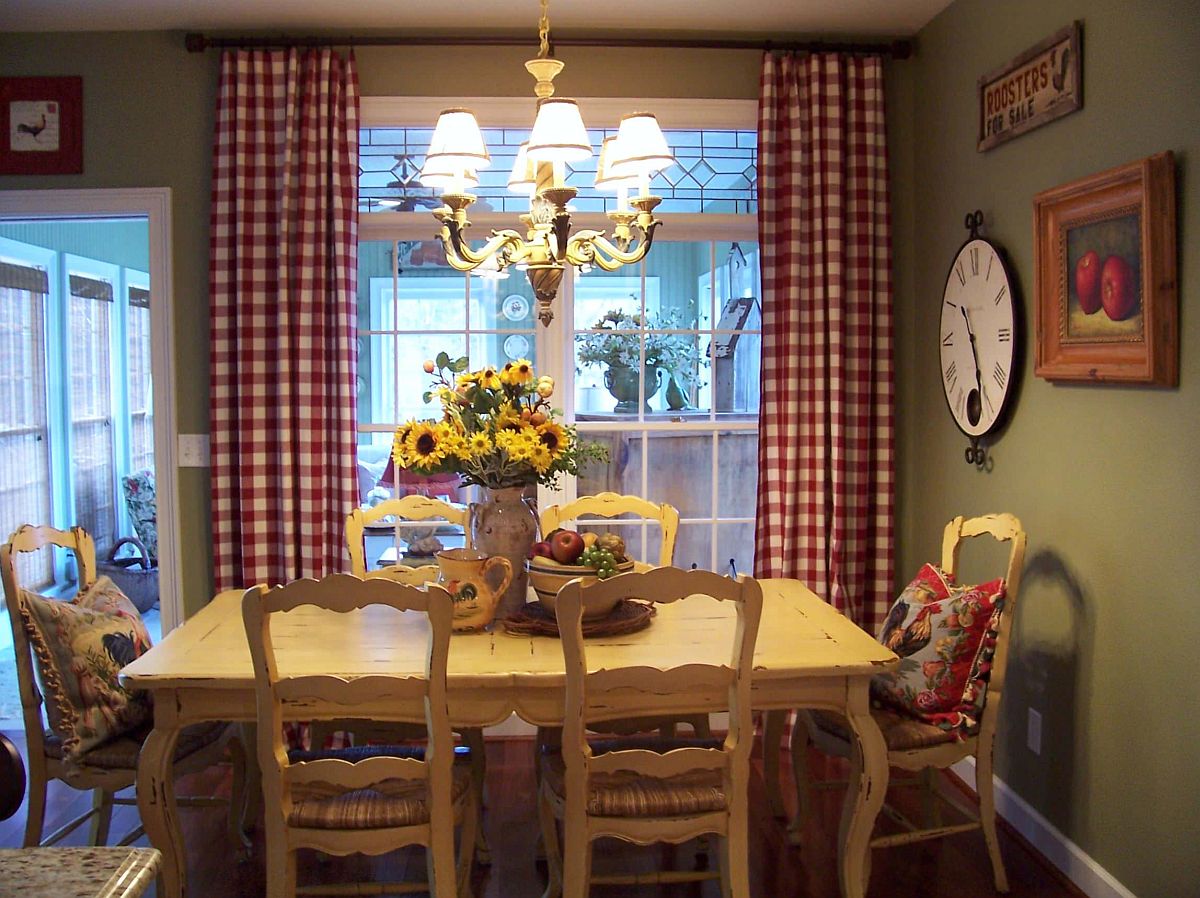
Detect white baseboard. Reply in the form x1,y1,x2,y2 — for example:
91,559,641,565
951,759,1137,898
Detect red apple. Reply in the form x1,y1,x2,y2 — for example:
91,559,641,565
1075,250,1102,313
550,529,585,565
531,541,553,559
1101,254,1137,321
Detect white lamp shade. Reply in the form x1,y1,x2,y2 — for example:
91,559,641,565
507,142,537,194
608,112,674,176
419,153,479,190
425,108,491,171
594,136,639,191
526,98,592,163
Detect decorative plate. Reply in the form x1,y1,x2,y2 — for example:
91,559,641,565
503,333,531,360
502,294,530,321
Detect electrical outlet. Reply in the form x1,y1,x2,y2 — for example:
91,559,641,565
177,433,210,467
1027,707,1042,755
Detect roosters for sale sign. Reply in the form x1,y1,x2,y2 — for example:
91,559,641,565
977,22,1082,152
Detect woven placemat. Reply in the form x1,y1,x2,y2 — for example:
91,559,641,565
501,599,655,638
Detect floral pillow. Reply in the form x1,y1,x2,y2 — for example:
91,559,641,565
19,576,153,760
871,563,1006,738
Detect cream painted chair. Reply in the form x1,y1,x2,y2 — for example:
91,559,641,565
539,491,679,571
341,498,489,861
538,566,763,898
1,524,247,848
538,493,706,744
345,494,470,578
242,574,477,898
787,513,1027,892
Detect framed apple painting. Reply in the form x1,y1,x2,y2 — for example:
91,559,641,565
1033,152,1176,385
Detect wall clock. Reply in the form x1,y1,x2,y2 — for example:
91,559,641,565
940,210,1018,465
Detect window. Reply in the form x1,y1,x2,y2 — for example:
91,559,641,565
0,233,154,584
357,100,759,573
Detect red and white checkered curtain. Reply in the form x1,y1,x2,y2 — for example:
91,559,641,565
209,49,360,590
754,52,895,631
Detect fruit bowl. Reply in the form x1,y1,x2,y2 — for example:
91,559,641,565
526,556,635,620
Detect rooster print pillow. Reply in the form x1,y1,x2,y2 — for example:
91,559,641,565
871,564,1006,738
19,576,153,760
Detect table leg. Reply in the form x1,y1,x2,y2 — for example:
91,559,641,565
239,722,262,834
837,686,888,898
138,696,186,898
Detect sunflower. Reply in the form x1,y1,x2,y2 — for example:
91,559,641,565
500,358,535,386
455,371,479,388
405,421,446,469
536,421,569,457
392,422,416,466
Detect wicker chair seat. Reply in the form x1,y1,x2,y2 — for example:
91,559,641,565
42,721,229,769
541,749,726,818
810,707,963,752
287,764,470,830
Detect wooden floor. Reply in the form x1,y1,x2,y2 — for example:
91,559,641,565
0,726,1078,897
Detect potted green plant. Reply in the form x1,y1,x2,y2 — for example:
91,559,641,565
576,309,704,413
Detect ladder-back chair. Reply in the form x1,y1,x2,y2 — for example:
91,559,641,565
538,567,763,897
345,495,470,578
1,524,245,848
242,574,476,898
790,513,1027,891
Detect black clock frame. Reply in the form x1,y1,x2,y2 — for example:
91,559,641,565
939,210,1023,467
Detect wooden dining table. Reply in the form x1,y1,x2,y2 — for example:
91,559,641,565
121,578,897,898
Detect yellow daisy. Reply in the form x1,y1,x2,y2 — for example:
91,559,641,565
467,432,493,456
500,358,535,386
477,366,502,391
456,371,479,388
528,442,553,473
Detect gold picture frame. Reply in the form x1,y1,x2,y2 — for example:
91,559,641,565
1033,151,1176,385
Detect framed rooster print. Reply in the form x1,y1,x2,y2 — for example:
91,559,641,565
0,77,83,175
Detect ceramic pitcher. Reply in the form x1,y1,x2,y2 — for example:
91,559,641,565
435,548,513,632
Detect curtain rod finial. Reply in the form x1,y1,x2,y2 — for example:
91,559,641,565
185,33,208,53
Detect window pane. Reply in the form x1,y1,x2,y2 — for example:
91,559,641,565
362,333,466,425
0,284,52,587
470,277,537,333
716,431,758,518
573,269,643,331
468,333,537,373
717,522,755,577
70,291,115,554
127,292,154,474
672,522,714,571
646,432,712,518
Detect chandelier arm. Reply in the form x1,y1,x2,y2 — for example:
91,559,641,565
441,222,527,269
565,226,660,269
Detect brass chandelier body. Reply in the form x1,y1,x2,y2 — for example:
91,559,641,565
427,1,667,325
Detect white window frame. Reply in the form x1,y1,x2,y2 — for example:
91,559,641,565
359,98,759,569
0,189,182,633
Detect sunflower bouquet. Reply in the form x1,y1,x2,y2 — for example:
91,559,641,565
392,353,607,489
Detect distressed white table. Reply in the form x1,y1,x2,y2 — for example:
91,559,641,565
122,579,896,898
0,847,160,897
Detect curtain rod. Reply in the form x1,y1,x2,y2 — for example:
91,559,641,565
184,32,911,59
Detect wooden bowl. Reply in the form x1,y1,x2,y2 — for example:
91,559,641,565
526,557,635,620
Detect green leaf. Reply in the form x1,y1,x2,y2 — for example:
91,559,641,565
422,390,433,404
451,356,470,373
436,351,451,370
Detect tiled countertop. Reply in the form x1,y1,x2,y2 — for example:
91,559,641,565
0,847,160,897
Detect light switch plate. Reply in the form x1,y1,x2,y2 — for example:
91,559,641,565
177,433,210,467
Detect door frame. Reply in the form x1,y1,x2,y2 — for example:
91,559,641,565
0,188,183,632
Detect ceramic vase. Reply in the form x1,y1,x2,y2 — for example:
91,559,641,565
468,486,538,620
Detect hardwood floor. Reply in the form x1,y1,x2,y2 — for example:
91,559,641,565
0,726,1078,897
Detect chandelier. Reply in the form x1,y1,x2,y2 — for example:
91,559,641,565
421,0,674,325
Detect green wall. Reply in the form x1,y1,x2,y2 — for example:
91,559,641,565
894,2,1199,895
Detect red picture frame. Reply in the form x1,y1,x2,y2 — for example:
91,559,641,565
0,76,83,175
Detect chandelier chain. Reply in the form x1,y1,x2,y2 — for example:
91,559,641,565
537,0,551,58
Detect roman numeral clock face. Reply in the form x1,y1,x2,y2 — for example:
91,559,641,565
940,238,1017,438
